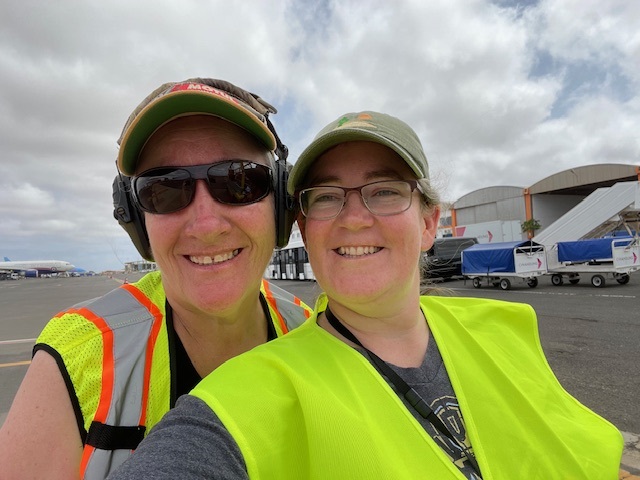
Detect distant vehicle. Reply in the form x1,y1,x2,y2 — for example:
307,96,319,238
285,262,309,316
461,240,547,290
1,257,75,277
545,236,640,288
424,237,478,279
69,267,87,277
266,234,315,281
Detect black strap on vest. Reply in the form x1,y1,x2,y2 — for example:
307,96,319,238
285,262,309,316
85,421,146,451
325,307,481,476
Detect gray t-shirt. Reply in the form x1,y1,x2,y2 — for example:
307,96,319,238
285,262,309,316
383,336,481,479
109,332,480,480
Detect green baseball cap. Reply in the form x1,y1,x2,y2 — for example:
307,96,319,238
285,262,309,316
288,111,429,194
117,78,277,176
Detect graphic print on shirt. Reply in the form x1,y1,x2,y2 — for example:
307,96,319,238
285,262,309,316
430,395,481,480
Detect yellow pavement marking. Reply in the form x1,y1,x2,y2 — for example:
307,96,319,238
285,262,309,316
0,338,36,345
0,360,31,368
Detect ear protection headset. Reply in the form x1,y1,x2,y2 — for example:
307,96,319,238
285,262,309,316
268,117,297,251
112,174,153,260
113,85,295,262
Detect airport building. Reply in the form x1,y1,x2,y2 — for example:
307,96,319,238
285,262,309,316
124,260,157,274
448,163,640,244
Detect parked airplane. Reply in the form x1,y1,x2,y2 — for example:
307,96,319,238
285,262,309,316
1,257,75,277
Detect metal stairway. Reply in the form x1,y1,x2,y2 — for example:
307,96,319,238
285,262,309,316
534,181,640,246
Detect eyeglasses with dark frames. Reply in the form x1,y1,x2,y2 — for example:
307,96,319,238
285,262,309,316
297,180,421,220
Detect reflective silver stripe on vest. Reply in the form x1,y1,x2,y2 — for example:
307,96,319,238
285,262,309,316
81,285,157,480
263,280,309,330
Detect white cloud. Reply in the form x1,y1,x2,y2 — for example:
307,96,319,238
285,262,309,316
0,0,638,271
0,183,54,211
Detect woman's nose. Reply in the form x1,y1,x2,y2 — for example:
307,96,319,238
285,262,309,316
183,180,233,234
336,190,374,226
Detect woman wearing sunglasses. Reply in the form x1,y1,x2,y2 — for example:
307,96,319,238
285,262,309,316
0,78,311,480
110,111,622,480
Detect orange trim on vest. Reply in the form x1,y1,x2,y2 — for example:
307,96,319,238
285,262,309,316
261,280,289,333
123,284,164,428
294,297,311,319
73,307,115,477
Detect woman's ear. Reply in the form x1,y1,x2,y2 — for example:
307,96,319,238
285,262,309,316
421,206,441,252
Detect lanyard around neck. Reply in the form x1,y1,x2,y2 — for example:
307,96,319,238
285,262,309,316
324,307,480,475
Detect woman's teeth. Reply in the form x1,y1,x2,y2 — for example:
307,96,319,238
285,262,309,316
337,246,381,256
189,249,239,265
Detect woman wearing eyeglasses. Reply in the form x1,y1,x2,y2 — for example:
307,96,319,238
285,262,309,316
0,79,311,480
109,111,622,480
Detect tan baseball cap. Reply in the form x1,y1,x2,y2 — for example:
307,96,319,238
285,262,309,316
117,78,277,176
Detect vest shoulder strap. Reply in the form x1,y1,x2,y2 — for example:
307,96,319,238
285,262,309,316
85,421,146,451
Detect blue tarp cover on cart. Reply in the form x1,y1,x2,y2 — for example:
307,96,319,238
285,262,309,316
557,237,633,263
462,240,544,274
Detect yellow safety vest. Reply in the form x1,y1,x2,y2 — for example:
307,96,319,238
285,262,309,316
193,295,622,479
35,271,311,479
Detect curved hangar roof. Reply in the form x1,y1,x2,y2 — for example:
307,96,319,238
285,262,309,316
454,185,524,209
527,163,640,196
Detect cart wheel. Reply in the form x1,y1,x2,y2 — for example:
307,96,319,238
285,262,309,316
591,274,605,288
551,274,563,286
472,277,482,288
569,276,580,285
499,278,511,291
615,273,630,285
527,277,538,288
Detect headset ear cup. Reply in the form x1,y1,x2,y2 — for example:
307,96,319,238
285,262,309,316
275,160,295,249
112,175,154,261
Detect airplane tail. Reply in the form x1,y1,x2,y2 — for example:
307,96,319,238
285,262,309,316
3,257,10,262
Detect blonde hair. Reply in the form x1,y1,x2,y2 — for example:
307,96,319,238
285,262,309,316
416,177,447,295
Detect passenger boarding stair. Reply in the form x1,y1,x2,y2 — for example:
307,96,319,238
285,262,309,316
534,181,640,246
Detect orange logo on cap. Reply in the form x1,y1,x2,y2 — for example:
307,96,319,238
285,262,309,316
336,112,375,129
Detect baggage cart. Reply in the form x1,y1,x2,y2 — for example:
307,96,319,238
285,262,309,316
461,240,547,290
546,236,640,288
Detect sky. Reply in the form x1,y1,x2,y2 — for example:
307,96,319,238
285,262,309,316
0,0,638,273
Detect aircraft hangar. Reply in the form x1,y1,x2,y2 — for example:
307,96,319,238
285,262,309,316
449,163,640,244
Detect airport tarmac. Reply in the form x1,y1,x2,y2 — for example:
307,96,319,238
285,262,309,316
1,272,638,475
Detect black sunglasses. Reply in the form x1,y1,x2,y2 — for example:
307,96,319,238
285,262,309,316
132,160,273,214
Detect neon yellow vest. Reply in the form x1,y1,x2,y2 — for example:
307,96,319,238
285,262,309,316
192,295,622,479
36,271,311,479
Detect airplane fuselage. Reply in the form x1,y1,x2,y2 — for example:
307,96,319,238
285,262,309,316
0,260,75,275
